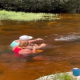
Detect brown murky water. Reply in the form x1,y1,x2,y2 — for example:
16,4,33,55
0,14,80,80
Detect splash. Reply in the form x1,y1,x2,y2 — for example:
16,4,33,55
55,35,80,41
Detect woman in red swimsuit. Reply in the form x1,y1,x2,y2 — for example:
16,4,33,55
13,40,37,57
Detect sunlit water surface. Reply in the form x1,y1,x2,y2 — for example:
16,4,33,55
0,14,80,80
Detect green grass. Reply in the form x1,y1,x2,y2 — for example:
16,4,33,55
53,73,76,80
0,10,59,21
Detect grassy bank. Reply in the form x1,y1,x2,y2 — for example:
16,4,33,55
0,10,59,21
36,72,76,80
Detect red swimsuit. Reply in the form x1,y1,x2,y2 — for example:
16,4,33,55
13,47,22,57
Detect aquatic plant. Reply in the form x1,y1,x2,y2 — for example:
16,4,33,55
0,10,59,21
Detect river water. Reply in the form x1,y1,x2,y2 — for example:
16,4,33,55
0,14,80,80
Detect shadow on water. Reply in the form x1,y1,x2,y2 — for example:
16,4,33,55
1,14,80,80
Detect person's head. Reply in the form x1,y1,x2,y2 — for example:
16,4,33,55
19,35,33,41
18,41,29,49
18,35,33,49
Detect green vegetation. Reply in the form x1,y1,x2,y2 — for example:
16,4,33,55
0,0,80,13
53,73,76,80
0,10,59,21
36,73,76,80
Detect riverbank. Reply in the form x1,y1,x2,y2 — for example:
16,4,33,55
36,72,77,80
0,10,59,22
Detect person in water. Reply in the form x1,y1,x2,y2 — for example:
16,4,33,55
10,35,43,47
12,37,46,57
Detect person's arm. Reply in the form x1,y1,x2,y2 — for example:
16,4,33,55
29,38,43,43
36,43,46,49
18,46,37,54
30,43,46,49
32,46,36,53
19,49,32,54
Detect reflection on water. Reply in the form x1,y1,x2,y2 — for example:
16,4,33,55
0,14,80,80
